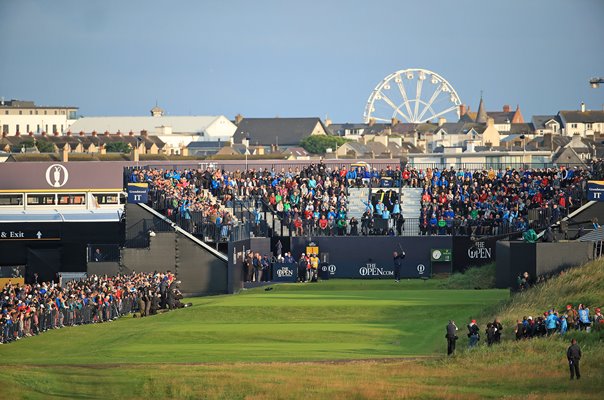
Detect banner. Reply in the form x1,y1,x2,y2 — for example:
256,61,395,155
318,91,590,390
272,263,297,282
127,183,149,203
587,181,604,201
291,236,451,279
452,236,497,272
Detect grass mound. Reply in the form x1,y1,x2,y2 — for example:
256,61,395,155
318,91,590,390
479,258,604,337
437,263,496,289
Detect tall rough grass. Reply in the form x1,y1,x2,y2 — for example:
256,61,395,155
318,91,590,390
482,258,604,334
437,263,496,289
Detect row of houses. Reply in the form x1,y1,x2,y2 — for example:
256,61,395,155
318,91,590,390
1,98,603,166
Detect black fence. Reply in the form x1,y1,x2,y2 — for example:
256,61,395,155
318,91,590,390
0,265,25,279
124,207,175,248
87,244,121,263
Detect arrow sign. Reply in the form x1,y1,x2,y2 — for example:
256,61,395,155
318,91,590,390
36,231,42,239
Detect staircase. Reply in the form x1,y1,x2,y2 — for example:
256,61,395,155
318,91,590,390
347,187,371,220
264,211,291,236
400,188,422,219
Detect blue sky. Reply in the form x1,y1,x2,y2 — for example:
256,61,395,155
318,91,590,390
1,0,603,122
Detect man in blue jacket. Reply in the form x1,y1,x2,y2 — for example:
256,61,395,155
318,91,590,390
545,310,560,336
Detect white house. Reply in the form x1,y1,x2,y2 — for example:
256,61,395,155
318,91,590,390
558,103,604,137
68,106,238,154
0,99,78,136
531,115,562,135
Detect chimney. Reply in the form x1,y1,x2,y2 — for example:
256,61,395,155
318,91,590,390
324,118,332,127
41,131,46,136
116,130,122,136
66,131,72,136
543,133,553,150
129,130,134,136
437,117,446,127
368,118,376,127
1,132,6,138
487,117,495,127
79,131,85,136
391,117,399,126
140,130,148,137
234,114,244,124
53,131,60,136
28,132,34,136
92,131,97,137
503,104,510,113
104,130,110,136
580,102,586,112
570,133,583,147
459,104,467,117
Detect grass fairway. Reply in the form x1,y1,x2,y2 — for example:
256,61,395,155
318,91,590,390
0,280,506,365
1,269,602,399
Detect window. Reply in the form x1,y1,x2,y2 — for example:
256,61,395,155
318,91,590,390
68,111,76,119
35,110,38,115
571,123,578,128
29,110,33,115
52,124,57,133
54,110,57,115
0,194,23,206
61,110,65,115
27,194,56,205
36,124,40,133
15,124,19,133
93,193,119,205
58,194,86,205
19,110,22,115
4,110,7,115
26,124,30,133
2,125,8,134
586,123,592,130
44,110,47,115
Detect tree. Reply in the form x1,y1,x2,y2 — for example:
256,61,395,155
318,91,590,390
299,135,350,154
36,140,56,153
15,138,55,153
104,142,132,153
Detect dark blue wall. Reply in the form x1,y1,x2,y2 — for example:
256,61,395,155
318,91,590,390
291,236,452,278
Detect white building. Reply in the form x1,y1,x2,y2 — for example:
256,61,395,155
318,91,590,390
68,106,238,154
408,149,552,167
0,99,78,136
558,104,604,137
531,115,562,136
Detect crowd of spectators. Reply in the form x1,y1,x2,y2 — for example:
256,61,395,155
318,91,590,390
513,304,603,340
1,271,183,344
131,160,598,240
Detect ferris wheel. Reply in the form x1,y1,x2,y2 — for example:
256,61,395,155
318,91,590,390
363,68,462,124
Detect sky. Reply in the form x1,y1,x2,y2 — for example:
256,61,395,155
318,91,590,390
1,0,603,123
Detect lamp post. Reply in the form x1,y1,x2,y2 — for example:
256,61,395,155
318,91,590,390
589,77,604,89
519,134,527,164
244,132,250,171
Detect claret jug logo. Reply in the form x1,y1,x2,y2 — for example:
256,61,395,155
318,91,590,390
45,164,69,188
